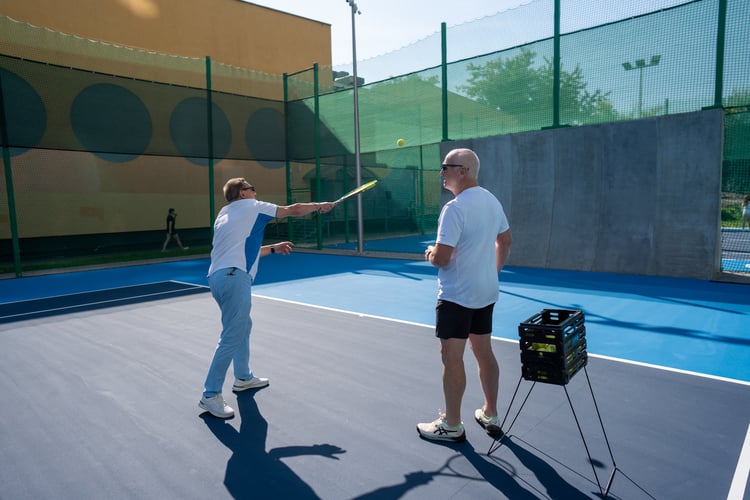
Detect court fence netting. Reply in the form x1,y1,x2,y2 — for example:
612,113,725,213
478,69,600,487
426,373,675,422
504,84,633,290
1,0,748,277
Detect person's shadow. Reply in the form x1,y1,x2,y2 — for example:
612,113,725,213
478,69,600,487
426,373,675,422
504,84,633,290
200,391,345,499
353,437,591,499
352,439,539,499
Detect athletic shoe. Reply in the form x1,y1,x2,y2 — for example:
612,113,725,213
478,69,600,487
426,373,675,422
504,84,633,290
416,415,466,443
474,408,502,436
199,394,234,418
232,376,269,392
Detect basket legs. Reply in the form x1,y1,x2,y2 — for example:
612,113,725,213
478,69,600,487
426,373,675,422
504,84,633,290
488,368,620,498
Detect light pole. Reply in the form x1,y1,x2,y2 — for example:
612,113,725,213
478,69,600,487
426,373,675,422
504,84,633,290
346,0,364,254
622,55,661,118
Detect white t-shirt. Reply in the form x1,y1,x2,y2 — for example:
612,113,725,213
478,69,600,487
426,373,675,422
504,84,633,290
435,186,510,308
207,199,278,280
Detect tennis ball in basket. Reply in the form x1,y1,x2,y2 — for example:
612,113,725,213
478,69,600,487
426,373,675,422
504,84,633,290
397,138,405,147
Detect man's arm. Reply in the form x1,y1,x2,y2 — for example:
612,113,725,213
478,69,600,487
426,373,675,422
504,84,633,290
260,241,293,257
496,229,512,272
275,202,335,218
425,243,454,267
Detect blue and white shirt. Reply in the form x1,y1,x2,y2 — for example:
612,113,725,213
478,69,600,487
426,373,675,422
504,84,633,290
207,199,278,280
435,186,509,309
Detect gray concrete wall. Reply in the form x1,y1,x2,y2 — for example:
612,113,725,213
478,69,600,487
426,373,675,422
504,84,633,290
442,109,723,279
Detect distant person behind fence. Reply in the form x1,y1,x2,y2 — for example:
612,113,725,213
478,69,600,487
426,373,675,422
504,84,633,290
742,195,749,230
162,208,188,251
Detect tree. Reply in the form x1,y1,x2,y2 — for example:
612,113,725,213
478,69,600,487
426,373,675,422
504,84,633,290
459,48,615,130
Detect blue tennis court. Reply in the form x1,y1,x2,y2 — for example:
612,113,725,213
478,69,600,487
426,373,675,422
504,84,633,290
0,253,748,499
3,253,748,382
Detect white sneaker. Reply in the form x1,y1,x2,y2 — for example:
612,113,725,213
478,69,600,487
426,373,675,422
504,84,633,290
416,415,465,443
232,376,269,392
474,408,502,436
199,394,234,418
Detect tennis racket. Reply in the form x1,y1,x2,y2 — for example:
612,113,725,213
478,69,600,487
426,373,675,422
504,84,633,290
334,179,378,204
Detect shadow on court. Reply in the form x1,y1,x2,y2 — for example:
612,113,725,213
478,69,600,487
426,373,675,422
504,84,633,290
353,438,595,500
0,291,746,499
200,391,346,499
0,255,747,499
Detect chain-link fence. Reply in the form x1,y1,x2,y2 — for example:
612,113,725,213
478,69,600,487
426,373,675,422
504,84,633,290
1,0,749,275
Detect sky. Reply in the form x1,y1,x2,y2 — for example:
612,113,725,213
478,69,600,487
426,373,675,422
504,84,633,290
240,0,722,114
244,0,531,66
243,0,693,85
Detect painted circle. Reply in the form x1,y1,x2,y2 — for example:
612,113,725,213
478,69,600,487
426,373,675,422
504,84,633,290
70,83,152,162
0,68,46,156
170,97,231,166
245,107,285,169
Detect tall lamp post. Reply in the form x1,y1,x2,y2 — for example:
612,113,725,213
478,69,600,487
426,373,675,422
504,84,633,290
622,55,661,118
346,0,364,254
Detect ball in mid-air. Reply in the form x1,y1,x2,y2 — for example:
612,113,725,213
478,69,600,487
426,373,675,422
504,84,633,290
397,138,405,147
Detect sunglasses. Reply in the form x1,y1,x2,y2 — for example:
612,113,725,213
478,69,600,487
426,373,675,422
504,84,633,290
440,163,463,171
241,185,256,192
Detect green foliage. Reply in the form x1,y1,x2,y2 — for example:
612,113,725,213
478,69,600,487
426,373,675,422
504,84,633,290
725,88,750,108
458,48,615,128
722,204,741,223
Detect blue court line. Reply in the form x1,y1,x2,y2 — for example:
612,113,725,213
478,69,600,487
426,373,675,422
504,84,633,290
1,253,748,383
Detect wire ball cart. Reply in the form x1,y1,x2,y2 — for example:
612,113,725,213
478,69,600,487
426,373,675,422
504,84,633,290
489,309,645,498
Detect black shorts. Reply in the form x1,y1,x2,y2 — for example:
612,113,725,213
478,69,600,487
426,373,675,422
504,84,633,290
435,300,495,339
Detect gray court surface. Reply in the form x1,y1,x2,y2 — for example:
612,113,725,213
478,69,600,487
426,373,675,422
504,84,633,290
1,290,748,499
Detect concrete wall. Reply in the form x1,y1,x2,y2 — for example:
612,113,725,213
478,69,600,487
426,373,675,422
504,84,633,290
442,109,723,279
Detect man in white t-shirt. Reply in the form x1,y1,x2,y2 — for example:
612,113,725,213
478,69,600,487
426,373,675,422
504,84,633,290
417,148,512,443
199,177,335,419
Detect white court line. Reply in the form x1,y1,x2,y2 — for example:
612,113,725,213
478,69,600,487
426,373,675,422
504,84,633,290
728,423,750,500
255,294,750,387
171,280,208,288
261,294,750,497
254,294,437,328
590,353,750,387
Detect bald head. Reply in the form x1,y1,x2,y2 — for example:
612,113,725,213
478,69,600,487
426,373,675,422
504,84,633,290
444,148,480,179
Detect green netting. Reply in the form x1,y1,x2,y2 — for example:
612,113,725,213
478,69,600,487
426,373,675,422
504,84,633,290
450,43,556,134
719,0,750,273
721,107,750,272
308,0,730,155
1,0,750,274
280,146,443,248
0,55,287,161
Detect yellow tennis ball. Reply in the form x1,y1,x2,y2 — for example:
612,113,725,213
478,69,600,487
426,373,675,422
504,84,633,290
397,138,405,147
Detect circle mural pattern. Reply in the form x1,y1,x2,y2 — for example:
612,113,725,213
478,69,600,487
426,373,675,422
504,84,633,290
170,97,231,166
0,68,47,156
70,83,152,162
245,107,285,169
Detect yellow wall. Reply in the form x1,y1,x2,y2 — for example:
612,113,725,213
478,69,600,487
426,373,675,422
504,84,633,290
0,0,331,75
0,0,331,242
0,0,331,240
